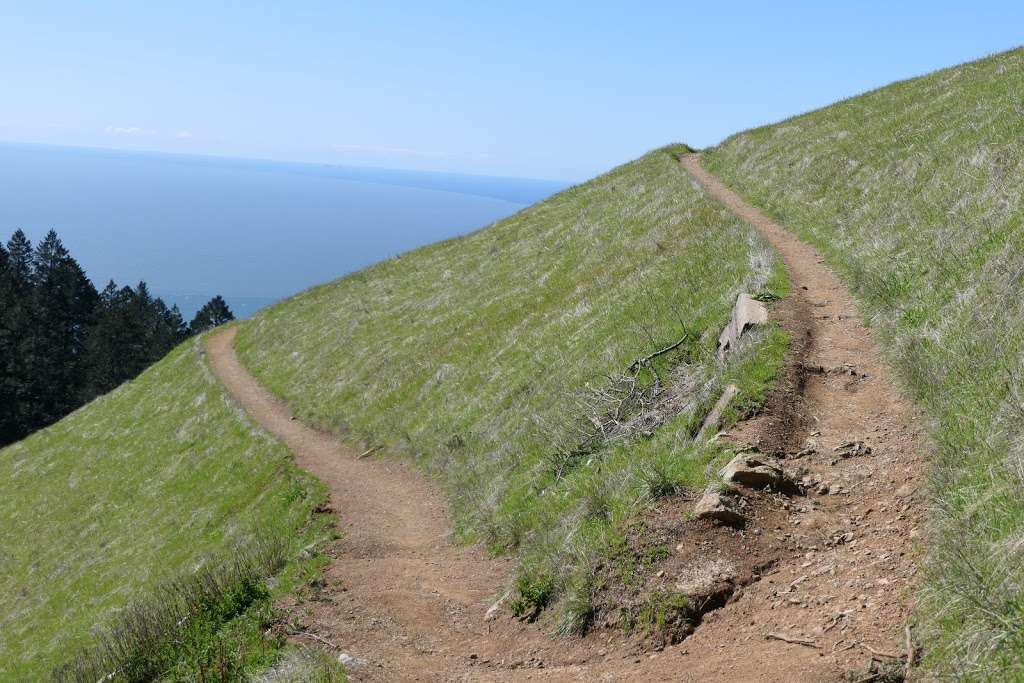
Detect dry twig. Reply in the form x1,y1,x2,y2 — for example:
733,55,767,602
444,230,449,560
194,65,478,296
765,632,820,648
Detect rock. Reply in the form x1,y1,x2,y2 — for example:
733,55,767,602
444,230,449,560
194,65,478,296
696,384,739,440
338,653,365,668
833,441,871,457
720,452,799,494
717,293,769,362
693,487,745,528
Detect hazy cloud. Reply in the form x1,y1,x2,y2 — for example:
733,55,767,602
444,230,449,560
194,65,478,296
104,125,157,137
331,143,494,161
175,130,193,139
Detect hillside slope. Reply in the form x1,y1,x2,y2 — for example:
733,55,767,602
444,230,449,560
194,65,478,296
0,337,334,679
235,146,789,627
705,47,1024,679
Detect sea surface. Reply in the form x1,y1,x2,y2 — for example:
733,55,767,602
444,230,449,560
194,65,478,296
0,143,564,318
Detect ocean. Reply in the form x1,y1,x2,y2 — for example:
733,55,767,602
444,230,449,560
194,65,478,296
0,143,564,318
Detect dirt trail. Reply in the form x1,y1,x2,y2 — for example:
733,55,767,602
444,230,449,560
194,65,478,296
205,154,927,682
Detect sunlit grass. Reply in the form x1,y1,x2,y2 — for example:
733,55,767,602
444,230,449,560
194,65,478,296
0,336,334,679
235,146,790,625
706,46,1024,680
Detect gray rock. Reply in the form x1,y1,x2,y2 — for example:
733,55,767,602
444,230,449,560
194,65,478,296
338,653,365,668
720,452,799,494
833,440,872,457
717,293,769,362
693,487,745,528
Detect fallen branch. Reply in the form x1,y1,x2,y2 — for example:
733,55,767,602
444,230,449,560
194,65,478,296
904,624,917,676
627,330,691,374
787,574,808,591
288,628,342,651
358,446,380,459
765,632,820,648
859,642,902,659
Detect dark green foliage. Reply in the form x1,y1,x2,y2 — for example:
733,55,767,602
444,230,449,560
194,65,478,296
189,295,235,334
27,230,99,426
84,280,189,397
0,229,225,446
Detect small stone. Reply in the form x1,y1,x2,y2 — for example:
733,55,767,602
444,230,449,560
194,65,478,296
338,653,364,668
693,487,745,528
720,453,799,494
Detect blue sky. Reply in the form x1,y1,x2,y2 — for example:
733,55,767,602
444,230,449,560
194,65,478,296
0,1,1020,180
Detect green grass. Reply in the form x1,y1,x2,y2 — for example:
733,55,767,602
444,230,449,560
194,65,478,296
705,46,1024,680
235,145,789,626
0,335,337,680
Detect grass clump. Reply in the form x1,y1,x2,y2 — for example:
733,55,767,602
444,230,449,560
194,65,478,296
235,146,790,627
621,589,693,645
0,337,334,679
705,46,1024,680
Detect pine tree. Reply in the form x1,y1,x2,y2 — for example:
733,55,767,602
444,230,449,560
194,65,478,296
189,295,235,334
6,229,33,286
2,229,205,446
0,242,18,444
27,230,97,426
4,230,35,439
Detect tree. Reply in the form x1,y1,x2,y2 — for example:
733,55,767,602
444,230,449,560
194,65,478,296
189,295,234,334
3,231,34,441
82,281,190,399
0,242,18,444
28,230,98,426
1,229,210,447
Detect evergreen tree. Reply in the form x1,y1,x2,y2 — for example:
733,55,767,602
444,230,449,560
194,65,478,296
4,230,35,438
0,242,17,444
189,295,234,334
6,229,34,285
82,281,189,399
1,228,206,446
28,230,98,425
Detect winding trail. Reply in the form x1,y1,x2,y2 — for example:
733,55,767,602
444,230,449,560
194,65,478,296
205,155,927,681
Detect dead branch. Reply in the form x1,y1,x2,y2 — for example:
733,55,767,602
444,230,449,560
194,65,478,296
288,628,342,650
627,330,691,374
904,624,917,676
765,632,820,648
859,642,902,659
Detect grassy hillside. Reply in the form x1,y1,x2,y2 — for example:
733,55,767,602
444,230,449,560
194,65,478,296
0,336,339,680
235,146,789,629
705,47,1024,679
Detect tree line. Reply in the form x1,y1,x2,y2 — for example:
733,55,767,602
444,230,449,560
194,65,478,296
0,229,235,446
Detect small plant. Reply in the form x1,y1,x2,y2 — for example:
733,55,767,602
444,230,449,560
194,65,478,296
752,289,781,303
621,590,694,645
557,576,597,636
637,459,680,501
509,572,555,622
